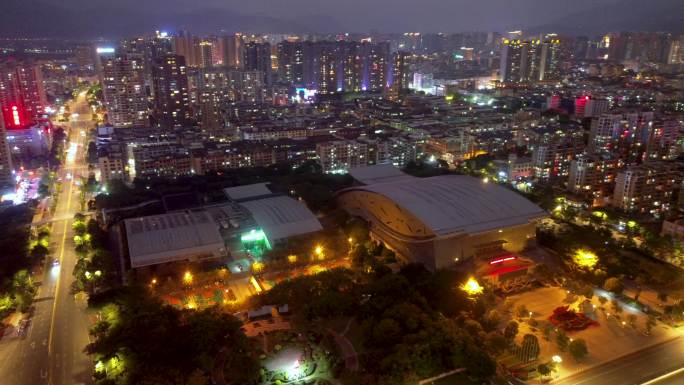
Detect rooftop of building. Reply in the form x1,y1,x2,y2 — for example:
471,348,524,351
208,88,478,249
223,183,323,244
342,165,547,236
124,210,224,268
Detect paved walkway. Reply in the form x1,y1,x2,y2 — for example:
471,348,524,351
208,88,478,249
327,318,358,372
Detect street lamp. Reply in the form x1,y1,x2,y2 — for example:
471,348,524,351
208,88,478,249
252,261,265,273
183,271,193,285
461,277,484,296
552,355,562,364
314,245,324,259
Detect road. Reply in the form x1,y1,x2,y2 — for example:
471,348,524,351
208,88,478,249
0,92,94,385
552,336,684,385
641,367,684,385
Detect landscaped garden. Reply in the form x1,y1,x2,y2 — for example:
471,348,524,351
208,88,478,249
257,330,340,385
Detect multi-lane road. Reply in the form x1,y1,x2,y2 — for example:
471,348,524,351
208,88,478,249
0,92,93,385
551,336,684,385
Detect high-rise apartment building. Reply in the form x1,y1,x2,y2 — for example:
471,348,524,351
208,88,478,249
389,51,410,99
199,41,214,68
589,111,655,163
567,153,624,205
277,40,305,85
500,39,524,83
219,34,244,68
0,61,47,128
151,54,191,128
171,32,201,67
362,41,389,91
340,41,362,92
532,135,585,180
101,55,149,128
613,162,683,216
317,44,338,94
0,113,14,193
317,140,371,173
500,38,560,83
244,42,272,86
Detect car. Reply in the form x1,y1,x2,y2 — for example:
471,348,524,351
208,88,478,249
52,258,60,267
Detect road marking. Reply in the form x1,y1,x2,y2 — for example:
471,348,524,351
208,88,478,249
47,170,75,385
641,367,684,384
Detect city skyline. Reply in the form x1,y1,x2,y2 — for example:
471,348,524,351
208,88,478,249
1,3,684,385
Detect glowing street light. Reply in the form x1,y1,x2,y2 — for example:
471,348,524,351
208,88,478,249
287,255,297,264
461,277,484,296
552,355,562,363
252,261,265,273
314,245,325,259
573,248,598,269
183,271,193,285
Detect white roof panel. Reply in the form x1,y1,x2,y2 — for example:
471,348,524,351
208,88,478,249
239,196,322,243
349,164,413,185
125,211,224,268
224,183,272,200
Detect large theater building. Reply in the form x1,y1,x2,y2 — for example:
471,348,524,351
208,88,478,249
337,165,548,271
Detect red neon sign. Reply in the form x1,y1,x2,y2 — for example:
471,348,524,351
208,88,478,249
11,105,20,126
489,256,516,265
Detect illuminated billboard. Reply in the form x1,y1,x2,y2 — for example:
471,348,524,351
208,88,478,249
96,47,116,54
292,88,317,104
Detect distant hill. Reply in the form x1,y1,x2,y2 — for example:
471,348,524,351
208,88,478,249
527,0,684,35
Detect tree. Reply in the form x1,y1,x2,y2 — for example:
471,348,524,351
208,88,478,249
556,330,569,352
72,220,87,236
463,346,497,380
29,244,49,261
627,314,637,327
568,339,589,361
516,304,530,318
483,309,501,330
504,321,519,343
580,285,594,300
598,295,608,308
537,363,552,378
604,277,624,295
86,288,260,385
611,299,623,316
485,331,507,354
541,323,554,341
658,292,669,304
11,270,36,312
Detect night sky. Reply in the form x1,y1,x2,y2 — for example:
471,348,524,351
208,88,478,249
1,0,682,37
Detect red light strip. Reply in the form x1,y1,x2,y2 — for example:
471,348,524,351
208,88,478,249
489,256,516,265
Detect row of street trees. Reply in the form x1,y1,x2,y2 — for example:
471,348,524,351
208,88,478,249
71,214,118,295
0,206,48,318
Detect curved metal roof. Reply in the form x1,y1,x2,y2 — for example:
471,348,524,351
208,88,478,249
340,174,547,236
